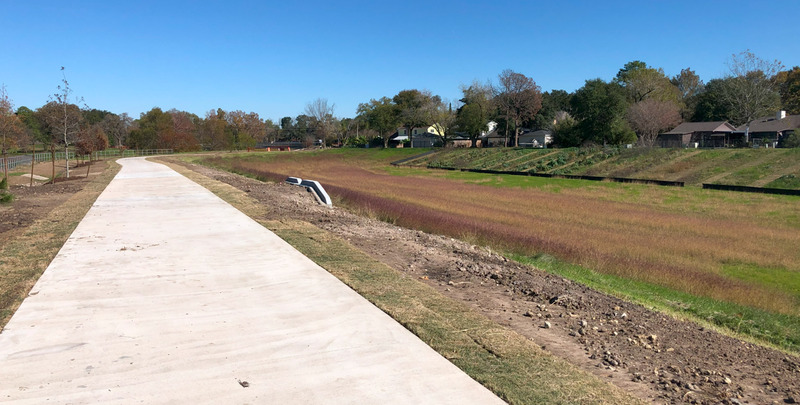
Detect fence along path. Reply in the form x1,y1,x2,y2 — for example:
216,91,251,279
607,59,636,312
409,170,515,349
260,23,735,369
0,150,173,173
0,157,503,404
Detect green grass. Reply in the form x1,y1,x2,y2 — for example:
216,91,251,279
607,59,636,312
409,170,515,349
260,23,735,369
514,254,800,353
767,173,800,189
721,162,775,185
721,261,800,299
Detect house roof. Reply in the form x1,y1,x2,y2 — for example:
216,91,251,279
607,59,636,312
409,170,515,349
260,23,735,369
736,114,800,133
520,129,553,137
663,121,735,135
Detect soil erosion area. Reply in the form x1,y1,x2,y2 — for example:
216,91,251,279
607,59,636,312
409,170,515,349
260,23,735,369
180,160,798,405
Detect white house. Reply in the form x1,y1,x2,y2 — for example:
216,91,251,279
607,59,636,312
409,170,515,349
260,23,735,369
519,129,553,148
397,125,444,148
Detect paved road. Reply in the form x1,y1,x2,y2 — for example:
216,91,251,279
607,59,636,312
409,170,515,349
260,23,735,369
0,158,504,404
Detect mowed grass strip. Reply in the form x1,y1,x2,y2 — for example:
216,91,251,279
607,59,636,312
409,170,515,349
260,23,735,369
163,157,642,405
0,161,121,330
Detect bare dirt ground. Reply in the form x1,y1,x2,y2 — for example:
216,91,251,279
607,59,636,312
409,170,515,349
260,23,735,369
0,160,107,245
179,160,799,405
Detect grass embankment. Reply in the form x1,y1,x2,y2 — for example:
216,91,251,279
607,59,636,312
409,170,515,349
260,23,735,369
417,147,800,189
0,161,121,329
199,149,800,352
164,156,641,405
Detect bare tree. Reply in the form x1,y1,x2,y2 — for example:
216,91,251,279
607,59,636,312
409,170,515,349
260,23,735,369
0,85,26,179
494,70,542,147
43,67,85,178
722,50,784,126
626,99,682,147
304,98,337,145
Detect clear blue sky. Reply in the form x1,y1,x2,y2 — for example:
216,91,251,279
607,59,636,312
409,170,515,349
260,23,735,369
2,1,799,122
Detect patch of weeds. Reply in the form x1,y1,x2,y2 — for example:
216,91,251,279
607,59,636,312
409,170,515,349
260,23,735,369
767,174,800,190
720,261,800,300
0,177,12,204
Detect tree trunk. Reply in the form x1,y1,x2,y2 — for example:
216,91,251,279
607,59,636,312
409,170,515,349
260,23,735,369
383,133,389,149
2,149,7,180
64,144,70,178
504,113,510,147
50,143,55,184
30,150,35,187
407,126,413,148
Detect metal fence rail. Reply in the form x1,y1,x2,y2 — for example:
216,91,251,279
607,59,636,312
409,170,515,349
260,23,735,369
1,152,78,171
0,155,31,171
92,149,174,159
1,150,173,174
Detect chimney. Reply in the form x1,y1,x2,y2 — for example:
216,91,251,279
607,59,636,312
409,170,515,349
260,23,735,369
777,110,787,120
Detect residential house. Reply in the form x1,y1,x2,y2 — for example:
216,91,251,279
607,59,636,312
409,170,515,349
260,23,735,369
657,121,737,148
397,125,443,148
737,111,800,148
518,129,553,148
448,135,475,148
478,121,506,147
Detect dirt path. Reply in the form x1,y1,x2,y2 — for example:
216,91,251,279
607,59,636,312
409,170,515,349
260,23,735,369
179,160,799,405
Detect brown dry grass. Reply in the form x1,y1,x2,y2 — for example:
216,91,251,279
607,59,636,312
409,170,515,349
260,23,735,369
164,157,642,405
206,153,800,316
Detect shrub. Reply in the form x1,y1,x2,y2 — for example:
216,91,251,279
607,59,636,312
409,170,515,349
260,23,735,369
0,177,11,204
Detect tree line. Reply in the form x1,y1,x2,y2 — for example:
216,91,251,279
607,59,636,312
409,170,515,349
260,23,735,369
355,50,798,149
2,50,799,167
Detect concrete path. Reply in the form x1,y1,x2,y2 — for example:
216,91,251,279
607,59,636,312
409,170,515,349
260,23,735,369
0,158,504,404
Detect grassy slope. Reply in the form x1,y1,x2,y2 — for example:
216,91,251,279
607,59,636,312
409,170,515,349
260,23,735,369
415,147,800,189
202,149,800,353
165,156,641,405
